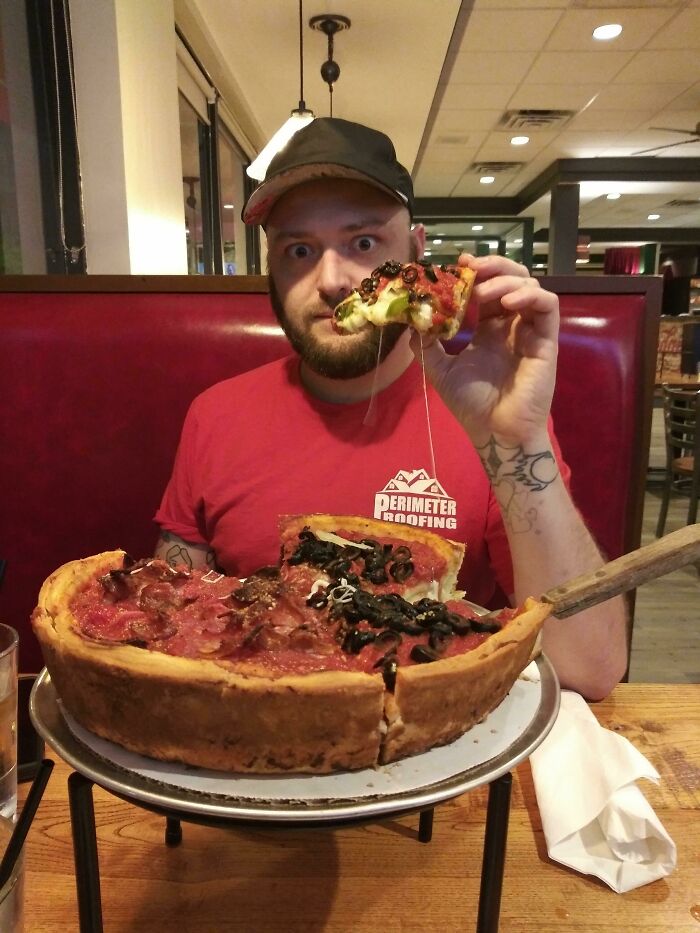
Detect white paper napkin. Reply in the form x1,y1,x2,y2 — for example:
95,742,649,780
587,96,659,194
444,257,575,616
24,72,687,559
529,690,677,893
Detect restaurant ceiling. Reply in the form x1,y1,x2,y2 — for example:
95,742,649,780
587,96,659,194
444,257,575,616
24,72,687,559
185,0,700,237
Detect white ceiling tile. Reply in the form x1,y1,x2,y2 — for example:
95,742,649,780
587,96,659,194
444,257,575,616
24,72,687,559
663,82,700,109
544,9,675,50
449,50,537,84
450,173,515,197
472,0,570,7
440,82,514,110
645,110,700,133
648,9,700,48
471,130,560,158
425,136,488,161
555,130,628,156
614,50,698,83
507,83,602,110
460,9,563,51
432,109,503,132
413,170,465,198
525,50,634,83
568,109,652,130
587,83,691,110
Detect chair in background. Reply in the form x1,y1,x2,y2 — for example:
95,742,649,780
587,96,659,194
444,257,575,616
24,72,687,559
656,385,700,536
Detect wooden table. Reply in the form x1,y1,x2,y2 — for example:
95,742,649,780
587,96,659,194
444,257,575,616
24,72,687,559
19,683,700,932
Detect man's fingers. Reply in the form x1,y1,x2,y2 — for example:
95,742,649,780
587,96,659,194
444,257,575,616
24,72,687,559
461,254,531,282
474,275,543,313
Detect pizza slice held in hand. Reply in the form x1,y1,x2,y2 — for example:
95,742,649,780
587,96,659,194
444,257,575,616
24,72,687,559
334,260,476,340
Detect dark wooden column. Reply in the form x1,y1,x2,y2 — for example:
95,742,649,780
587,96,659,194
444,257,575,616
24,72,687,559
548,183,580,274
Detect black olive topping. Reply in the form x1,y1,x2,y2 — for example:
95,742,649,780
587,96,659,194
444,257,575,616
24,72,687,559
284,528,499,665
424,266,438,283
381,658,398,692
342,627,376,655
390,560,414,583
401,266,418,284
375,630,402,648
410,644,441,664
470,618,503,634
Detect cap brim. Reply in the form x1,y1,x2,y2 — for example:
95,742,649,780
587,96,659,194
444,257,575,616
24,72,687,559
242,163,410,226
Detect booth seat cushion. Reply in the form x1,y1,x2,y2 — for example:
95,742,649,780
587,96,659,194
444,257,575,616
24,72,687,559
0,290,288,670
0,279,659,672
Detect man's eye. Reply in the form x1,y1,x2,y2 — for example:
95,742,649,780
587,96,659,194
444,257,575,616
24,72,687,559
354,236,377,252
286,244,312,259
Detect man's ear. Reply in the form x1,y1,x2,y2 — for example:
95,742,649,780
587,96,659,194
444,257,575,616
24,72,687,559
410,223,426,260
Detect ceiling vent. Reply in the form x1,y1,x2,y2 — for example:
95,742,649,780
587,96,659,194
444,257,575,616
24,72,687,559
499,109,576,130
664,199,700,208
435,134,470,145
471,161,524,174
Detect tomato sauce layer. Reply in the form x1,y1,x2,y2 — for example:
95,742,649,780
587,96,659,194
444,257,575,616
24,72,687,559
70,558,511,679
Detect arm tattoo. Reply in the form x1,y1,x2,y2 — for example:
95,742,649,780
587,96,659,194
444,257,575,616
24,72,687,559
476,436,559,534
159,530,217,571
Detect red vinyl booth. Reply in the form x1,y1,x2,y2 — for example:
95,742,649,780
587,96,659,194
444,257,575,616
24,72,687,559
0,275,661,672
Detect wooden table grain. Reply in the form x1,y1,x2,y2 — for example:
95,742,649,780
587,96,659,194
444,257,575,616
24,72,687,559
18,684,700,932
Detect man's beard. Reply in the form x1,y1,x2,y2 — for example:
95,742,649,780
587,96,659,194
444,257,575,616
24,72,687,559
268,278,405,379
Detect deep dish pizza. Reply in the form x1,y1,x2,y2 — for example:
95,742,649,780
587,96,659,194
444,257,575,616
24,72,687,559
32,515,551,774
333,260,476,339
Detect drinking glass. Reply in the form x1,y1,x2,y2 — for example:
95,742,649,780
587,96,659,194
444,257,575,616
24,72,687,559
0,626,18,823
0,626,20,929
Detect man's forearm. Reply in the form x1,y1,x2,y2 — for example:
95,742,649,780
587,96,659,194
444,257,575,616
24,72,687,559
477,433,629,700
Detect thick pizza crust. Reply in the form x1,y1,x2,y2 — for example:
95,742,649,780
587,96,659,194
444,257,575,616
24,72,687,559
32,552,384,774
381,598,550,763
32,548,551,774
278,513,465,601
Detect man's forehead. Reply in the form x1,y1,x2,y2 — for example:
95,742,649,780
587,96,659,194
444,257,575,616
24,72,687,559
266,178,406,232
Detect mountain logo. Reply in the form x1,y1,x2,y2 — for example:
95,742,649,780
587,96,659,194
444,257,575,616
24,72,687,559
374,469,457,530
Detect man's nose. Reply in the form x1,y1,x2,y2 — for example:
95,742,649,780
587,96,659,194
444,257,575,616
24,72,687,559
316,250,354,306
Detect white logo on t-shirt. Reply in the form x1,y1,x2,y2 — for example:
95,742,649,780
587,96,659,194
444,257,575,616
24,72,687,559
374,469,457,530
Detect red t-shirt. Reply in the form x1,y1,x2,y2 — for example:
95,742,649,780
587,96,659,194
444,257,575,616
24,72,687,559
155,356,570,609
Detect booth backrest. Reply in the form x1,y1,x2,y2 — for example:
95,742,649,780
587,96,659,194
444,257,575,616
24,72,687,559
0,275,661,671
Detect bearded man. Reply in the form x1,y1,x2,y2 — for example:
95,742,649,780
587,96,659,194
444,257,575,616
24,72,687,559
155,118,627,699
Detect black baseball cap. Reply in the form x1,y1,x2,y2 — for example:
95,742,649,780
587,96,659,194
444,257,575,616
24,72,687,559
242,117,414,226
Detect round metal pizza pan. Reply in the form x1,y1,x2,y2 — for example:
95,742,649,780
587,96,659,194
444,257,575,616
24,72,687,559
30,656,559,823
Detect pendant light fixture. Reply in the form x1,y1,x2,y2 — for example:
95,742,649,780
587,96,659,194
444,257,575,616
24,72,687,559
246,0,315,181
309,14,351,117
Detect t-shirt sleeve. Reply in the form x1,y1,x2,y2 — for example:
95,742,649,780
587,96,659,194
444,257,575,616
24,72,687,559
154,399,208,545
484,416,573,602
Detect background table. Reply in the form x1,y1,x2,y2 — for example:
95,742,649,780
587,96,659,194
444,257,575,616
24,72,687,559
19,683,700,932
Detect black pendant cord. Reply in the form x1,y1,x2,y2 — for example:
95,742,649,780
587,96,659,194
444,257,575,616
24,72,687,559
298,0,306,111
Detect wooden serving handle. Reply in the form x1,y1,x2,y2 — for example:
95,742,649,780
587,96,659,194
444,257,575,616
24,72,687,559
541,523,700,618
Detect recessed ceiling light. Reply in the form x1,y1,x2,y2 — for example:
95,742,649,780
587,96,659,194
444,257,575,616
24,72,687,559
648,213,661,220
480,175,495,185
472,225,484,231
576,257,590,264
606,192,621,200
514,238,523,244
424,250,432,256
432,239,443,245
223,203,235,209
593,23,622,41
510,136,529,146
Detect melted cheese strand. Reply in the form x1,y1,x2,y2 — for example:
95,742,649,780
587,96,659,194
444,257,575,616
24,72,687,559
419,334,438,482
362,328,384,427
